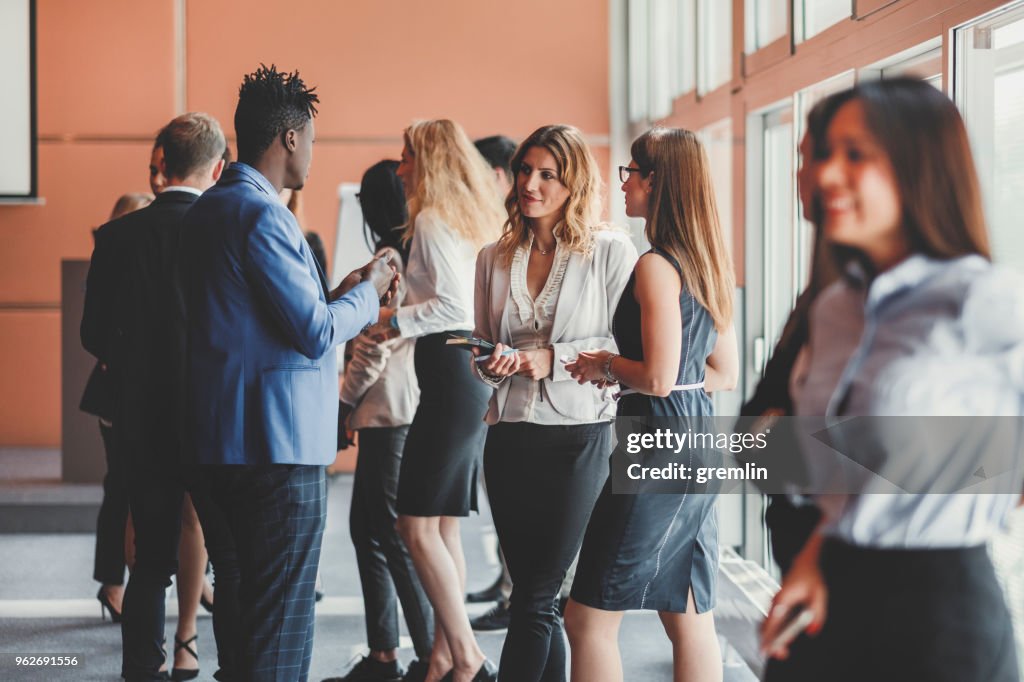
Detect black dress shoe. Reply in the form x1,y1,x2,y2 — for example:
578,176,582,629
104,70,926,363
322,655,403,682
400,659,429,682
470,600,510,632
466,574,504,603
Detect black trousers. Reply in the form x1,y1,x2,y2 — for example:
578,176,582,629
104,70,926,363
484,421,611,682
351,426,433,659
94,421,129,585
206,464,326,682
189,471,241,682
765,540,1019,682
121,459,239,682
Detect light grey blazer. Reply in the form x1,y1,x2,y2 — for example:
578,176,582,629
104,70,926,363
473,229,638,425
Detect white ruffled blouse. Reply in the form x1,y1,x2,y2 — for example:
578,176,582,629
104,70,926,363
500,233,577,424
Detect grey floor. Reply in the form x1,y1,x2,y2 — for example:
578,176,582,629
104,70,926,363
0,475,758,681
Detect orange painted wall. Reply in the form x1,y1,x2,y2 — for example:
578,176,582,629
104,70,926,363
0,0,610,446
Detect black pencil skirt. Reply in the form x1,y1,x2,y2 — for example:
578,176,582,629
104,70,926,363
765,539,1019,682
396,331,490,517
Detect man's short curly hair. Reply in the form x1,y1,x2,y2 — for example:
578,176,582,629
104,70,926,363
234,64,320,161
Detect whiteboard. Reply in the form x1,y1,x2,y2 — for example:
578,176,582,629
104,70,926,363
331,182,375,287
0,0,34,198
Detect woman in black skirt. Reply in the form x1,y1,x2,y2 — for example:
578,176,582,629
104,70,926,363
472,124,637,682
566,128,738,682
760,78,1021,682
373,119,504,682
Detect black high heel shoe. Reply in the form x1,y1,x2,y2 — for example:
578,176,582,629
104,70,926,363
171,635,199,681
199,585,214,614
439,659,497,682
96,587,122,623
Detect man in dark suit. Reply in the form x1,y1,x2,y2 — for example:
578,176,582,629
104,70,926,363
181,65,395,682
89,112,233,681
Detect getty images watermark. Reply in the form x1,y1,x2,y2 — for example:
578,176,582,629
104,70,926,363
623,427,769,485
609,416,1024,496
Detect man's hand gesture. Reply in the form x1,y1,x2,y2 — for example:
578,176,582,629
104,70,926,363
362,253,400,304
331,253,399,303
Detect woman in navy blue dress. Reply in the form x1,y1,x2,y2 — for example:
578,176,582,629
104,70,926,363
566,128,738,682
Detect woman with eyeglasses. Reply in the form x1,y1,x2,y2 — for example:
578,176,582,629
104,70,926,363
566,128,738,682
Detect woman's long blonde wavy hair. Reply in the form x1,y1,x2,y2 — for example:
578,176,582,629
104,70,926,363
632,128,735,330
496,124,604,265
402,119,504,247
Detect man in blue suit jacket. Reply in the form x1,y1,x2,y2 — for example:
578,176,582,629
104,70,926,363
182,65,395,682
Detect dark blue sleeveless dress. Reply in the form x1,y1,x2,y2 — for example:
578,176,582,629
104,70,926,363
570,248,720,613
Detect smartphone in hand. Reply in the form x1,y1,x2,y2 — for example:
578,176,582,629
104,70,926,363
764,607,814,657
445,333,496,352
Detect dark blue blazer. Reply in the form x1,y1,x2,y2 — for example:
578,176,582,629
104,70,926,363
181,163,378,465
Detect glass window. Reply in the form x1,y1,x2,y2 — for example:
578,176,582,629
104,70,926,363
699,119,734,258
741,104,795,570
745,0,789,53
648,0,674,120
762,110,796,350
628,0,697,123
677,0,697,96
861,38,943,87
795,0,850,43
955,2,1024,271
879,46,942,84
958,10,1024,667
698,0,732,93
744,104,795,381
627,0,650,123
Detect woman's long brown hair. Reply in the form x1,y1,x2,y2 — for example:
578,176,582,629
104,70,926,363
631,128,735,330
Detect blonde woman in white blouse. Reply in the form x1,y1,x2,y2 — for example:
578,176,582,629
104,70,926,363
373,119,504,682
472,125,637,682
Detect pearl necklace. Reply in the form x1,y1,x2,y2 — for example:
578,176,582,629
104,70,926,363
532,241,555,256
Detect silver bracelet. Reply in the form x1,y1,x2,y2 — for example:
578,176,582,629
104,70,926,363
603,353,619,384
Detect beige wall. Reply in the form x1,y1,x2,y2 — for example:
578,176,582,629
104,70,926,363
0,0,610,446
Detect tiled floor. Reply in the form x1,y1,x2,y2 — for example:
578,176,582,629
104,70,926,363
0,475,759,681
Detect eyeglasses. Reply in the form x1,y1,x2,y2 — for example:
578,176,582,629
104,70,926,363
618,165,642,183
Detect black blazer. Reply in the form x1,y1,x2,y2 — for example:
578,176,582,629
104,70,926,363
81,219,136,424
81,190,198,458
